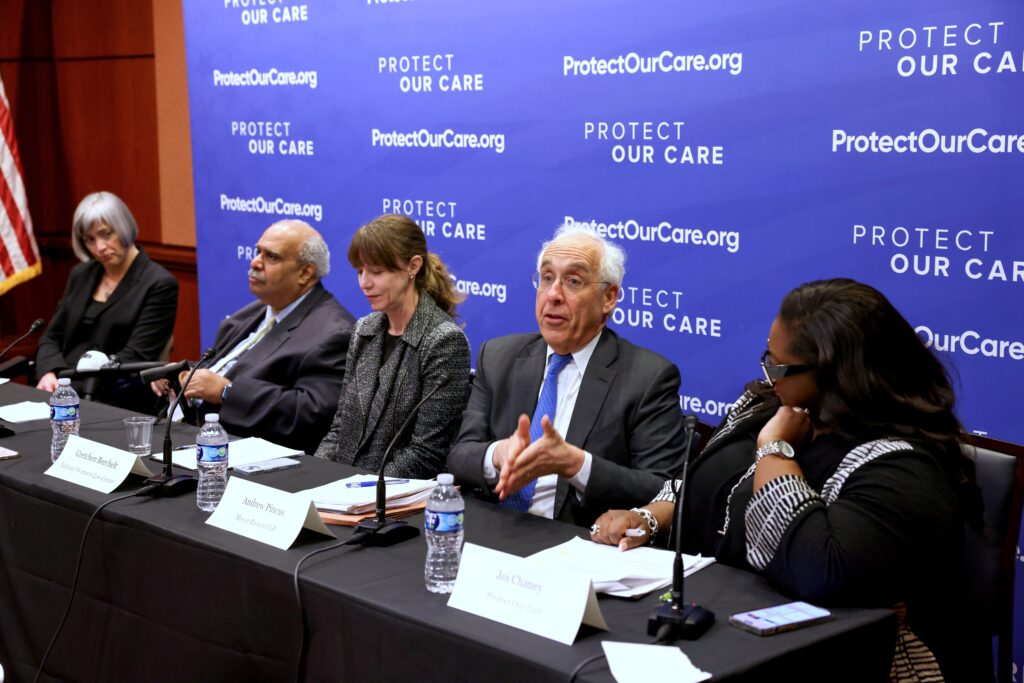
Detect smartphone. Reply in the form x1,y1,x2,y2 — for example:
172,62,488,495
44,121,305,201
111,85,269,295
729,601,832,636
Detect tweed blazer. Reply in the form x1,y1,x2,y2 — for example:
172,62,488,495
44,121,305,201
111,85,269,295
314,293,470,478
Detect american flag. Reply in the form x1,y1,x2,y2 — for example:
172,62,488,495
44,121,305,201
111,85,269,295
0,74,41,295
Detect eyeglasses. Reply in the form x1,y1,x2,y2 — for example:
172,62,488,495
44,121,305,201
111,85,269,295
531,271,609,295
760,349,812,386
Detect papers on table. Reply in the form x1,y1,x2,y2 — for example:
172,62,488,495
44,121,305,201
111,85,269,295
527,537,715,598
299,474,437,514
602,641,711,683
0,401,50,423
150,437,302,470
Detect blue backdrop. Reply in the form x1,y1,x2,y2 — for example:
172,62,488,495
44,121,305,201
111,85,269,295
182,0,1023,668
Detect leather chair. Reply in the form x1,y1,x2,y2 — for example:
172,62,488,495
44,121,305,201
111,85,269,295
963,433,1024,683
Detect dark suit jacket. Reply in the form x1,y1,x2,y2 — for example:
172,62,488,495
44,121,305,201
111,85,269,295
35,248,178,375
447,328,688,527
196,282,355,454
314,292,470,478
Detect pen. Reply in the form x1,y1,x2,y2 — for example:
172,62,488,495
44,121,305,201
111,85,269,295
345,479,409,488
624,528,647,537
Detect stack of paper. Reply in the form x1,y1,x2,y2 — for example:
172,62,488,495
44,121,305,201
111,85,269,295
527,537,716,598
299,474,437,514
0,401,50,423
150,437,302,470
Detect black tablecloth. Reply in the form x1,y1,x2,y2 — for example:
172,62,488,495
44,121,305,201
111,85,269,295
0,383,895,682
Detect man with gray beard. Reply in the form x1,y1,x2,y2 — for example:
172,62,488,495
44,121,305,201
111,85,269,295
154,220,354,452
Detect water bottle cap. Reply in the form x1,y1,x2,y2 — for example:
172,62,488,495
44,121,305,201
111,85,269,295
436,473,454,485
205,413,220,423
57,377,71,386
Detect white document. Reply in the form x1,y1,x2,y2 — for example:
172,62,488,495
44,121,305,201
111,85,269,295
299,474,437,514
151,437,302,470
0,378,9,385
206,477,335,549
602,641,711,683
0,401,50,423
527,537,715,598
447,543,608,645
44,435,154,493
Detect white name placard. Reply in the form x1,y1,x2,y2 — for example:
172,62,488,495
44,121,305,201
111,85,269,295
447,543,608,645
206,477,335,549
44,435,154,493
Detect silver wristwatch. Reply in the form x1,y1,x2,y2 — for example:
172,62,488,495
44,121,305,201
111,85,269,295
756,440,796,463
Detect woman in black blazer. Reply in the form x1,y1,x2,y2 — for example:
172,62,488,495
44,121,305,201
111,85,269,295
35,191,178,409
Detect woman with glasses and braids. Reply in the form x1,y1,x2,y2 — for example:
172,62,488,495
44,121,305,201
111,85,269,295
590,278,989,682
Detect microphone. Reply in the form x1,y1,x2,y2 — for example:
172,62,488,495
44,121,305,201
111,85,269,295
139,347,217,497
647,414,715,641
139,359,190,384
350,374,451,547
0,318,44,361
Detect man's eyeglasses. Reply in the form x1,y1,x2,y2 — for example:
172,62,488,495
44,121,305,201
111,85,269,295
760,350,812,386
531,271,609,295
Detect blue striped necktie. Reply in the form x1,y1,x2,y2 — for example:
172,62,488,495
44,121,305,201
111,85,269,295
500,352,573,512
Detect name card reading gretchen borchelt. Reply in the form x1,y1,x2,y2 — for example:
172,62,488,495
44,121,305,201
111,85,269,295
447,543,608,645
44,434,154,493
206,477,335,549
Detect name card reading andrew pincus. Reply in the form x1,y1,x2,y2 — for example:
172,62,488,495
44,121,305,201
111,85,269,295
206,477,335,549
45,434,153,493
447,543,608,645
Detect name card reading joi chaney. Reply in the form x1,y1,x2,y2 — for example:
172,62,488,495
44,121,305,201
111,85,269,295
45,434,154,493
206,477,335,549
447,543,608,645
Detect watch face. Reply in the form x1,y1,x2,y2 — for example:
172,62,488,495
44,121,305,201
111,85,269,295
777,441,795,459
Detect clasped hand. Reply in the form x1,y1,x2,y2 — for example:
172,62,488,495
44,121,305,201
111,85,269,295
148,369,228,405
492,413,584,500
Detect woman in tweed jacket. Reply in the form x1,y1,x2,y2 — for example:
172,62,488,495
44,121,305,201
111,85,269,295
314,214,470,478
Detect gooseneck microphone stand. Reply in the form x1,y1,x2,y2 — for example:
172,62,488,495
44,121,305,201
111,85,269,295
349,375,450,547
647,415,715,640
139,348,216,497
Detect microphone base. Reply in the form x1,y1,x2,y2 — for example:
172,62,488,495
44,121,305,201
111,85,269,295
140,472,198,497
647,602,715,641
349,518,419,547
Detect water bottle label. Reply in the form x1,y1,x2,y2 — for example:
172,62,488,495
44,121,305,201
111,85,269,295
424,510,463,533
198,444,228,463
51,404,79,421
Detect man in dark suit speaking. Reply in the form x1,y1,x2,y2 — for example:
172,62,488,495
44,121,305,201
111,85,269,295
448,226,688,527
157,219,355,453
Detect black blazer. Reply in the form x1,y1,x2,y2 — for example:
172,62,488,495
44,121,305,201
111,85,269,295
195,282,355,454
35,247,178,375
447,328,688,527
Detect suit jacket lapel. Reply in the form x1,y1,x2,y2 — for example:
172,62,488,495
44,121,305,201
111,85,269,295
557,329,618,517
510,337,546,435
64,263,103,345
362,327,403,445
99,249,147,313
226,285,323,377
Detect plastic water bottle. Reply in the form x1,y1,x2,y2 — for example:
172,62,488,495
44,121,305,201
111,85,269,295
424,473,464,593
196,413,229,512
49,378,80,462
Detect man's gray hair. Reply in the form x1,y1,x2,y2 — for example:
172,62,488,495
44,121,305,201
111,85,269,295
298,232,330,278
535,223,626,286
70,191,138,262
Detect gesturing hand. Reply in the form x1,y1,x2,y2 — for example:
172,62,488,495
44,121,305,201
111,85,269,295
495,416,584,499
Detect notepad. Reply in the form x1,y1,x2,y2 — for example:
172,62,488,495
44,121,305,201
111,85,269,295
299,474,437,514
527,536,715,598
150,436,302,470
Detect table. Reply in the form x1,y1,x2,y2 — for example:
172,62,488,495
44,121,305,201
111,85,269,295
0,383,896,682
